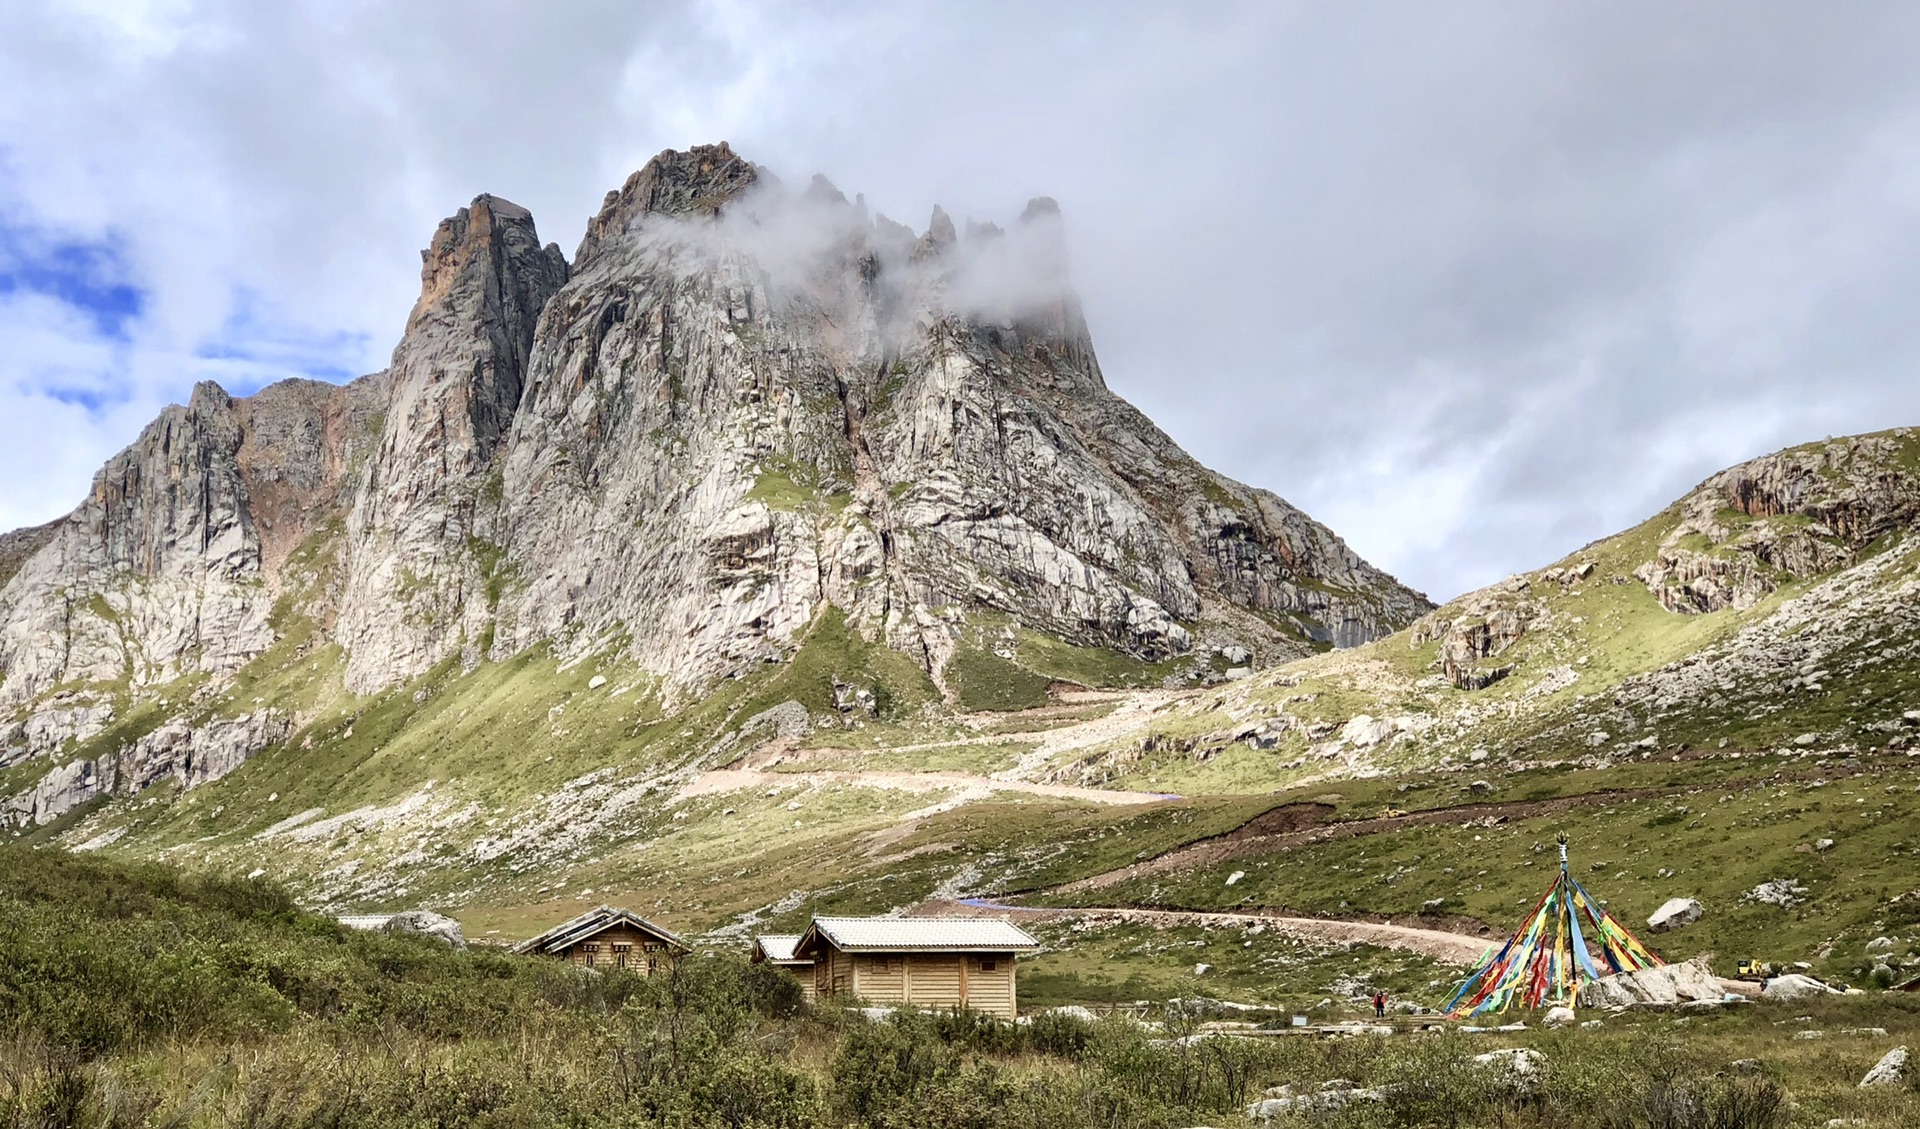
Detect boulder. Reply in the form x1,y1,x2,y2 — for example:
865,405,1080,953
382,909,466,948
1543,1006,1577,1028
1761,974,1841,1002
1043,1005,1098,1023
1859,1046,1908,1087
1647,897,1704,933
1473,1047,1546,1079
1472,1048,1548,1097
1576,956,1723,1009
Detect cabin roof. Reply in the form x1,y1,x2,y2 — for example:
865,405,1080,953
796,916,1039,956
751,934,807,963
511,905,688,955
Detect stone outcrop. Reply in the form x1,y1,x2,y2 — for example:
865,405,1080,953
1,710,289,827
1575,956,1723,1008
1636,432,1920,614
383,909,467,948
1760,973,1841,1002
1412,575,1547,689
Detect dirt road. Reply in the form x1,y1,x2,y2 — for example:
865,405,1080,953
911,897,1493,964
678,767,1180,807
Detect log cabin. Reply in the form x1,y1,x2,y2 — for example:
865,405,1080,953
749,933,816,1000
792,917,1039,1019
512,905,687,973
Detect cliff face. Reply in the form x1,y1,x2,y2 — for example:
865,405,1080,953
336,196,569,691
0,144,1431,819
490,145,1426,690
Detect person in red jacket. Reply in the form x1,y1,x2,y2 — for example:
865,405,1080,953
1372,991,1387,1017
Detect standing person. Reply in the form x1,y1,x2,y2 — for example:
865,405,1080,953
1373,991,1387,1017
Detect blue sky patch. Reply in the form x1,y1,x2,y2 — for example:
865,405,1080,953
194,289,374,395
0,214,145,339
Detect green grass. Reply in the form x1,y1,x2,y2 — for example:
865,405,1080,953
1013,631,1189,689
946,647,1054,712
767,742,1033,776
1017,919,1443,1012
1050,753,1920,990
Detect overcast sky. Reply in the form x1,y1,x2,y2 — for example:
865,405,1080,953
3,1,1918,601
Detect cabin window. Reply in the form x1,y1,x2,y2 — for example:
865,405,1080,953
614,943,632,969
582,943,601,968
979,960,997,972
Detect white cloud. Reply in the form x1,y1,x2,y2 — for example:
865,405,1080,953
2,1,1919,601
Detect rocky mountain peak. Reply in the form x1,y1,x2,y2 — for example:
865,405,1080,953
576,142,760,264
915,204,958,257
410,195,563,339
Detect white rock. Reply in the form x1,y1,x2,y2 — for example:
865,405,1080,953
1647,897,1704,933
1472,1047,1547,1086
1762,974,1842,1002
382,909,466,948
1543,1006,1577,1028
1866,936,1895,953
1339,715,1395,748
1193,963,1212,976
1577,956,1723,1008
1745,879,1809,907
587,674,608,689
1225,870,1246,886
1859,1046,1908,1087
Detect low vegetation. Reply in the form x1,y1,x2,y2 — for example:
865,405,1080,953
3,849,1917,1128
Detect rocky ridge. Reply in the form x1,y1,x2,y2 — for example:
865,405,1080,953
1104,428,1920,782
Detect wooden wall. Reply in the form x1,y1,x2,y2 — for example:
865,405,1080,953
817,950,1019,1019
768,962,816,1001
555,925,674,974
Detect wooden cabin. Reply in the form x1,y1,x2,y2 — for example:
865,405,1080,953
512,905,687,973
792,916,1039,1020
750,933,816,1000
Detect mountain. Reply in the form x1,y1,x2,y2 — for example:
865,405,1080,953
0,143,1428,833
13,146,1914,1001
